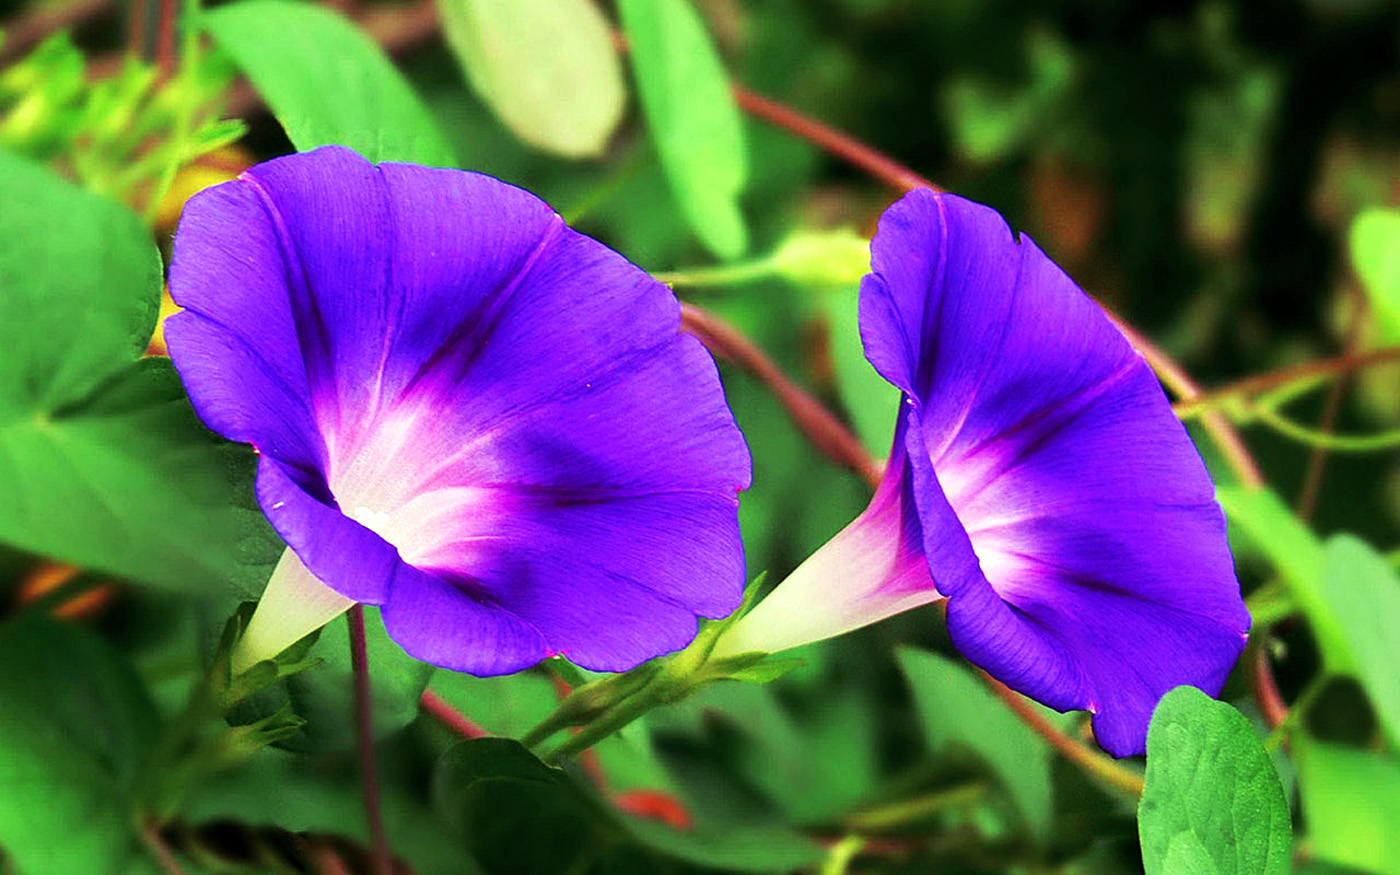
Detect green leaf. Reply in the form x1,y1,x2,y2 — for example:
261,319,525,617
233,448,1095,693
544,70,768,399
433,738,603,873
816,285,899,457
1137,687,1291,875
624,818,825,872
0,616,159,875
897,646,1055,839
437,0,626,158
768,227,871,288
202,0,456,166
1294,737,1400,875
616,0,748,259
230,607,432,752
1316,535,1400,752
1348,208,1400,343
1222,488,1400,738
185,746,482,875
0,151,278,596
428,670,560,739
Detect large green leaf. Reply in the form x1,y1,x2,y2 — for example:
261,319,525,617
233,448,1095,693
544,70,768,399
616,0,748,259
202,0,456,166
0,151,277,596
1223,487,1400,737
437,0,625,158
432,737,823,873
0,617,159,875
185,746,481,875
897,646,1055,839
433,738,604,874
1348,208,1400,343
1138,687,1291,875
1294,737,1400,875
1316,535,1400,752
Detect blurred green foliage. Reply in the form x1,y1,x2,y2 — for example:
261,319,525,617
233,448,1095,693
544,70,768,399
1,0,1399,872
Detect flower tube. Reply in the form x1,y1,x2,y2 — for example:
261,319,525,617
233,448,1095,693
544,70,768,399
717,190,1248,756
167,146,750,676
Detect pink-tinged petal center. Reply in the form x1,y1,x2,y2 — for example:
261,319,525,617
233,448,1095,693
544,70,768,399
713,447,940,658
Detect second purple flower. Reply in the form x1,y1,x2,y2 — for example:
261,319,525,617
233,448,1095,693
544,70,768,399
718,190,1250,757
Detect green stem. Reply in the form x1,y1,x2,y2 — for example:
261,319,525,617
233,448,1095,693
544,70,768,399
1252,406,1400,452
542,687,660,760
818,835,867,875
842,782,989,832
1245,579,1295,629
1263,674,1329,753
654,257,779,289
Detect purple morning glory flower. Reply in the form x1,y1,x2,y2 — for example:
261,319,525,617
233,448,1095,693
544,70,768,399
166,145,750,676
717,190,1248,756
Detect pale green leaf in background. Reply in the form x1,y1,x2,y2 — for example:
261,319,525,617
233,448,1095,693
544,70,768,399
1315,535,1400,752
1138,686,1291,875
1222,486,1400,741
0,617,159,875
1348,207,1400,343
0,151,277,596
616,0,749,259
437,0,626,159
1294,737,1400,874
897,646,1055,839
202,0,456,166
1217,486,1348,669
816,285,900,458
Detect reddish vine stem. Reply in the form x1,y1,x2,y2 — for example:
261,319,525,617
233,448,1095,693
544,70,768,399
140,822,187,875
982,674,1145,797
679,302,883,488
419,690,488,739
1297,291,1370,520
1251,644,1289,729
730,86,942,194
348,605,393,875
154,0,178,83
1174,345,1400,418
128,0,148,59
0,0,112,65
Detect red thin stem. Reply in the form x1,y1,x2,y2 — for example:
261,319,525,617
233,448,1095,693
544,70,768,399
128,0,149,59
983,675,1145,797
0,0,112,65
140,822,186,875
1297,291,1369,520
1252,644,1289,729
419,690,488,739
731,86,941,194
155,0,178,82
680,302,883,487
348,605,392,875
1175,346,1400,416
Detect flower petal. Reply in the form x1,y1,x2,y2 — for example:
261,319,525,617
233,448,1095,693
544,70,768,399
379,564,550,676
863,190,1248,756
714,424,937,658
254,456,398,604
166,181,323,471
